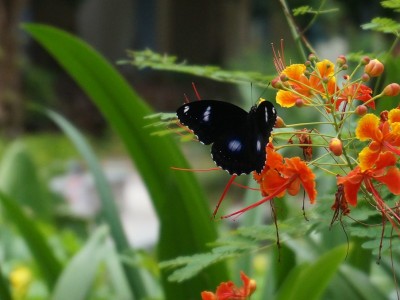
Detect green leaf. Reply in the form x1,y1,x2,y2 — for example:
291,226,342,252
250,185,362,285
361,17,400,35
0,141,52,219
293,5,313,16
0,265,11,300
34,106,148,297
0,191,62,288
276,244,348,300
335,265,388,299
51,226,109,300
125,49,273,87
23,23,228,299
381,0,400,12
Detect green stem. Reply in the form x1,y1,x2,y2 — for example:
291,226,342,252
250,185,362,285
278,0,308,60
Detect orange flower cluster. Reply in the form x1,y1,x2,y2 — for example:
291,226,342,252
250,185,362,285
223,143,316,219
219,55,400,221
337,108,400,224
201,271,256,300
269,53,400,228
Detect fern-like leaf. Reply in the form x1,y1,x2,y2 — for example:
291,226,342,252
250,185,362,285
361,17,400,35
123,49,274,87
381,0,400,12
293,5,313,16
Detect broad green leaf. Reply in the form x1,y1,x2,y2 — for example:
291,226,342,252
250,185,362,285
276,244,348,300
34,106,148,297
335,265,388,300
23,23,228,299
0,191,62,288
0,265,11,300
51,226,109,300
0,141,52,219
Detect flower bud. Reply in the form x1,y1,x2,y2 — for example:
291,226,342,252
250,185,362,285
336,55,346,66
355,105,367,116
304,60,311,67
361,56,370,65
383,83,400,96
361,73,370,82
329,138,343,156
364,59,384,77
308,53,317,62
295,98,305,107
341,64,348,70
280,74,289,82
274,116,285,128
271,77,281,89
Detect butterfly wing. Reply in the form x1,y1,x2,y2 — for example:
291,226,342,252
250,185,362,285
176,100,248,145
211,101,277,175
211,128,266,175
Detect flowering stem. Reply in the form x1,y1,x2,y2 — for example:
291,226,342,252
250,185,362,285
275,143,328,150
285,121,334,127
277,0,310,60
273,131,336,138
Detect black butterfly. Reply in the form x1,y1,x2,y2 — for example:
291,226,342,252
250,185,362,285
176,99,277,175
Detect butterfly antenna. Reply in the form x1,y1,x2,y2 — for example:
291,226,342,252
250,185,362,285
212,175,237,218
192,82,202,100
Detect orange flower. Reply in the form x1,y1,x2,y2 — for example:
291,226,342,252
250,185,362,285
356,108,400,170
335,83,373,110
223,144,316,219
201,271,256,300
337,151,400,206
275,60,336,107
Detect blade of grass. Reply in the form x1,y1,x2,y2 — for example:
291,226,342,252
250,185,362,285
23,23,228,299
0,191,62,289
276,244,348,300
0,265,11,300
51,226,110,300
34,106,148,298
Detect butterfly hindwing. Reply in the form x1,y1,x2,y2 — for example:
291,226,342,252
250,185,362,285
211,130,267,175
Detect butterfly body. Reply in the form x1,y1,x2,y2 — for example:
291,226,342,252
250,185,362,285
177,100,277,175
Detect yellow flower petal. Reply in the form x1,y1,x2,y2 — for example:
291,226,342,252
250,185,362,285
388,108,400,124
355,113,381,141
358,147,379,171
282,64,306,80
316,59,335,78
276,90,298,107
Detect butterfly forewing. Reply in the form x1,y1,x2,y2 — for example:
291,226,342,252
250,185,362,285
176,100,248,145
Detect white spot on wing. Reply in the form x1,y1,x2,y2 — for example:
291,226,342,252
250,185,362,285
203,106,211,122
183,106,190,113
256,140,261,151
228,139,242,152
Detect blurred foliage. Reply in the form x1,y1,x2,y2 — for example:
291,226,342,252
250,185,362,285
0,1,397,299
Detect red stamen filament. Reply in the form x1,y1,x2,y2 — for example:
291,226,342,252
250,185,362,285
221,176,297,219
383,141,400,156
365,179,400,237
213,175,237,218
